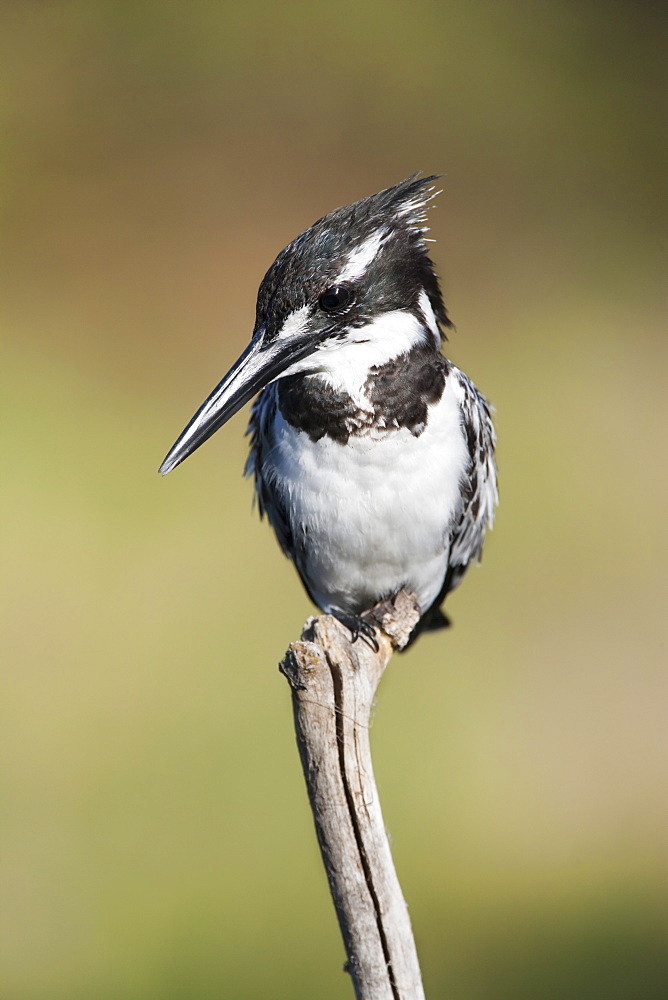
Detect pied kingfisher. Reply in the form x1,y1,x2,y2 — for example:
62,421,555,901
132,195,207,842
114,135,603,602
160,175,498,645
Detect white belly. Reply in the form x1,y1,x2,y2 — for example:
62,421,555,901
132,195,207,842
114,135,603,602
263,377,469,615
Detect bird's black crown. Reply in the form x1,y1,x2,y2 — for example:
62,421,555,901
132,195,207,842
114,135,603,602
255,174,452,341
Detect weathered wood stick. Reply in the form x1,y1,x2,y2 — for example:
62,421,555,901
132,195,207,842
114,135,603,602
279,590,426,1000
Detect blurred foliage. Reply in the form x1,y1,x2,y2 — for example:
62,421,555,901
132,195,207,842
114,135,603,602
2,1,666,998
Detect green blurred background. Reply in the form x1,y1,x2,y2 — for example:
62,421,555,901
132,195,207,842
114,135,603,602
3,1,666,997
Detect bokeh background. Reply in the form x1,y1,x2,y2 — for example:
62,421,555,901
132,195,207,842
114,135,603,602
3,2,666,997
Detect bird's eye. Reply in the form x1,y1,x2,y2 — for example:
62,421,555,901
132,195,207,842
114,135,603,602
318,285,352,312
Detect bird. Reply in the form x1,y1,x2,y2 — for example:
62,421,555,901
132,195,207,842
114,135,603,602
159,174,498,646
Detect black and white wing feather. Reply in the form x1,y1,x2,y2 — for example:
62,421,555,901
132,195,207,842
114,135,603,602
443,368,498,595
245,384,294,556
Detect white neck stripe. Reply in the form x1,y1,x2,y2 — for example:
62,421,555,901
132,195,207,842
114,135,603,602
418,290,441,347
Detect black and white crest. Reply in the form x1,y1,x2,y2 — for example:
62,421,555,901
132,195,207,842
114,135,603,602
255,174,452,346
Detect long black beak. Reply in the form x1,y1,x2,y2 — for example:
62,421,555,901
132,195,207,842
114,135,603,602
159,325,316,475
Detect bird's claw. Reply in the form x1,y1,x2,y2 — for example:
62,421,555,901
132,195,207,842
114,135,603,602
332,612,380,652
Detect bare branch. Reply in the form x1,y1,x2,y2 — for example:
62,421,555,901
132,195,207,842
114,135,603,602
280,591,426,1000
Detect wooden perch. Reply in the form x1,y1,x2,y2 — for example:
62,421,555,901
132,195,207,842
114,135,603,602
279,590,426,1000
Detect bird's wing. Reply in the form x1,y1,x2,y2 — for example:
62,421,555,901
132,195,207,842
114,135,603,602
246,385,325,608
245,385,295,556
443,369,498,595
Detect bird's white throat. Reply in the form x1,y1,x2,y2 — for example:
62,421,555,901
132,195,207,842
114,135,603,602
279,308,432,406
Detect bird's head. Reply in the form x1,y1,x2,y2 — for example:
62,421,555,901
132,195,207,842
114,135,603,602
159,174,451,474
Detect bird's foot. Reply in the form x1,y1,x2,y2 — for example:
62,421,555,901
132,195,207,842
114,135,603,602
331,611,379,653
